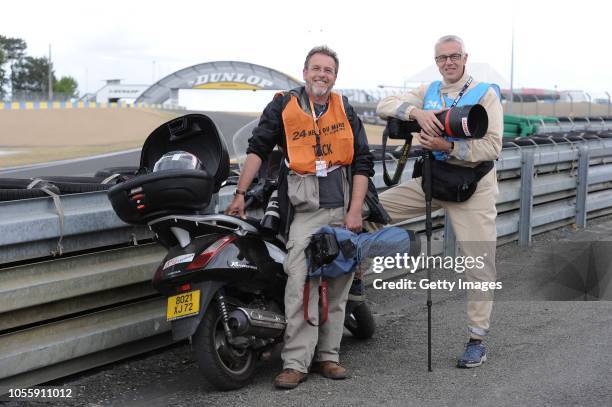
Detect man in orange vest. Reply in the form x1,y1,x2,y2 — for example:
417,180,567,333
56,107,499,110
226,45,374,389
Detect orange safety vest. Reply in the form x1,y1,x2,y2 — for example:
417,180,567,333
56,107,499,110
281,92,354,175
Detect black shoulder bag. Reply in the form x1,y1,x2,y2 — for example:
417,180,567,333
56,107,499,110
412,153,493,202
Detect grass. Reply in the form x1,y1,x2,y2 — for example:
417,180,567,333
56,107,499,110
0,108,180,169
0,142,144,168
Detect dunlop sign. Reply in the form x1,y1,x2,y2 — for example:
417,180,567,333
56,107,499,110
136,61,303,104
191,73,275,90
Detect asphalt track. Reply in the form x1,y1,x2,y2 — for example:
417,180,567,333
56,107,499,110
0,111,258,178
13,217,606,407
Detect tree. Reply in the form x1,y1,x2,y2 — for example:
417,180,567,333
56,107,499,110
10,56,55,98
0,35,27,98
0,36,26,60
1,35,80,101
54,76,79,98
0,48,6,98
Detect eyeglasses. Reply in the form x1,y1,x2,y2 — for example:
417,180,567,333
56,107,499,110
435,53,463,64
309,66,336,75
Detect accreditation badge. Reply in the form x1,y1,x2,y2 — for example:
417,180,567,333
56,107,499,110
315,160,328,177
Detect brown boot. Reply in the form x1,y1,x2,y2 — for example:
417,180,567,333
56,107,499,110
274,368,307,389
312,361,347,380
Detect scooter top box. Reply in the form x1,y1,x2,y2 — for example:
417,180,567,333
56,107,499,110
108,114,230,225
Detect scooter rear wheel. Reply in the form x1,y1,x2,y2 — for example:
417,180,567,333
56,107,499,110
192,302,256,390
345,302,376,340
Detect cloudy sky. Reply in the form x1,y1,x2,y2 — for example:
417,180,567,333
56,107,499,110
1,0,608,97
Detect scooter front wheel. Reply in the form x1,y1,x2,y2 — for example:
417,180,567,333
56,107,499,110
192,302,256,390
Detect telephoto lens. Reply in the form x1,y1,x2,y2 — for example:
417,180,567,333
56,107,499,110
260,189,280,234
385,104,488,140
440,104,488,139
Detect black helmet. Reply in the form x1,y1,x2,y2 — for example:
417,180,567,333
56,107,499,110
153,151,203,172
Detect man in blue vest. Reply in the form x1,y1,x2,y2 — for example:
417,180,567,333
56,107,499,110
376,35,503,368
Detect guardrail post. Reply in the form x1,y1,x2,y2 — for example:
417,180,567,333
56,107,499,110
443,212,456,258
585,93,592,118
575,145,590,228
518,150,535,247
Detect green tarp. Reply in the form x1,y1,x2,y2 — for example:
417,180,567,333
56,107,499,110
503,114,557,137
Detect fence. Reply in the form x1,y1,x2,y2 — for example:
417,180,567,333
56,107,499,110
2,135,612,392
0,100,167,110
4,92,74,103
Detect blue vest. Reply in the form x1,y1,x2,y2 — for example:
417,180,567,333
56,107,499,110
423,79,500,160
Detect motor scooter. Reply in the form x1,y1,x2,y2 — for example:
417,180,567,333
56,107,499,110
108,114,375,390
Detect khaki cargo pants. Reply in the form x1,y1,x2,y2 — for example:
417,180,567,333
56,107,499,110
282,207,353,373
368,168,498,339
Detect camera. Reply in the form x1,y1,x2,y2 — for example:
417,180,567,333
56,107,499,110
306,232,340,271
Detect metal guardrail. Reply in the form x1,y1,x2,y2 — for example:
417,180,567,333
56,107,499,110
360,115,612,133
0,192,153,265
535,118,612,134
2,137,612,392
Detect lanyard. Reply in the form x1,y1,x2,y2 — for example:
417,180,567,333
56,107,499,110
441,76,473,109
308,98,326,158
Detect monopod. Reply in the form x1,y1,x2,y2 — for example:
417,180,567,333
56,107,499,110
383,119,435,371
422,150,433,372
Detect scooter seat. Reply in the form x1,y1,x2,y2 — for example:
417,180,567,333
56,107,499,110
241,216,265,232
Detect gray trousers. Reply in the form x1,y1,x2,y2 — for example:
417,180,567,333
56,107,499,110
281,207,353,373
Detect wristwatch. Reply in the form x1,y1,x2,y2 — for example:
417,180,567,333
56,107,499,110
234,189,246,196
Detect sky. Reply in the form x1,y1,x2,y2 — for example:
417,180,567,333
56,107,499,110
1,0,609,98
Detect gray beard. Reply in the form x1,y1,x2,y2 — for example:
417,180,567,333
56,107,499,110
307,82,331,98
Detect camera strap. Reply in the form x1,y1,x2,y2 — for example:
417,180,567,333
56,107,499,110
443,76,473,109
303,278,329,326
308,98,328,177
382,127,412,187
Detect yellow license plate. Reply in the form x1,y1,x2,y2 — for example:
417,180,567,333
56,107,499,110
166,290,201,321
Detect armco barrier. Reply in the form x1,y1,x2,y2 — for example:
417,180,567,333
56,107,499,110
0,192,152,264
2,136,612,392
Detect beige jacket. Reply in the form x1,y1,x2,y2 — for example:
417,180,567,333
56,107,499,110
376,70,503,167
